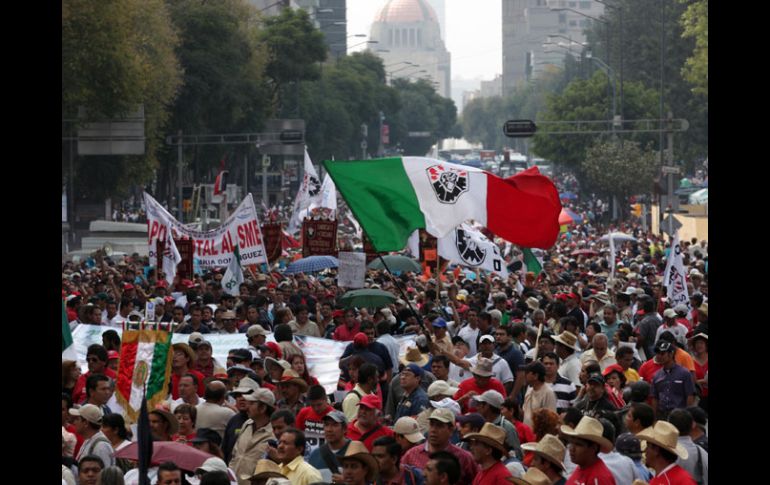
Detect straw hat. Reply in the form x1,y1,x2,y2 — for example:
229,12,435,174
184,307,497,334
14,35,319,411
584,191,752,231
526,297,540,311
172,342,197,364
559,416,614,453
636,421,689,459
279,369,309,393
470,357,495,377
508,467,550,485
241,459,287,482
520,434,566,471
399,347,429,367
461,422,508,454
553,331,579,351
340,440,379,482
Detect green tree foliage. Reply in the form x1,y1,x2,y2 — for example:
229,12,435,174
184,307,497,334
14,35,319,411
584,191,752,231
389,79,457,156
680,0,707,97
583,0,706,167
532,71,660,179
582,140,659,207
63,0,182,199
260,7,327,114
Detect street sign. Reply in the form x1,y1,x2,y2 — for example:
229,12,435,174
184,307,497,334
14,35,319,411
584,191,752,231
408,131,431,137
503,119,537,138
661,214,683,237
279,130,303,144
661,166,680,175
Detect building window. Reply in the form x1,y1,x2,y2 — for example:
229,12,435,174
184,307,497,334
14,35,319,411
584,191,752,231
569,20,577,26
558,13,567,23
410,28,415,46
580,19,590,27
417,29,422,46
394,29,399,46
568,1,577,7
389,29,393,46
402,29,408,47
579,1,591,8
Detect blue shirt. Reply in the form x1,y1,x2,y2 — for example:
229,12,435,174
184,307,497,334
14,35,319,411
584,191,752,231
651,364,695,415
396,387,430,420
307,440,351,476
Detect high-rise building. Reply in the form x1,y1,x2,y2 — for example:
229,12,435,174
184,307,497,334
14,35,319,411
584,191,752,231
502,0,604,94
316,0,347,60
369,0,452,99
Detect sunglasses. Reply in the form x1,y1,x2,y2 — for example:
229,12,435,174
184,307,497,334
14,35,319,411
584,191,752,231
87,357,101,363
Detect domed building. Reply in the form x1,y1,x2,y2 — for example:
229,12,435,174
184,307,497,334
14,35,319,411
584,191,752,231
369,0,451,98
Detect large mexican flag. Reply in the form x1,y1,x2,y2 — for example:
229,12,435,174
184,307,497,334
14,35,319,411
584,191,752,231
62,301,77,361
115,328,173,423
323,157,561,252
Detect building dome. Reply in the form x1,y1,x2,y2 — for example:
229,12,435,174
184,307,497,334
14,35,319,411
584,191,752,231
375,0,438,24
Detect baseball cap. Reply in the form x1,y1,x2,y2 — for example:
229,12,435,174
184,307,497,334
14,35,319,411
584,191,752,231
322,410,348,425
353,332,369,348
663,308,677,319
479,334,495,344
427,380,459,399
456,412,485,430
655,340,674,353
188,332,205,345
230,377,260,395
247,325,268,338
107,350,120,361
403,364,424,378
190,428,222,446
473,390,505,409
69,404,103,425
123,283,135,290
432,318,448,328
586,372,605,385
488,309,503,321
428,407,455,424
194,457,229,476
264,342,283,359
357,394,382,410
615,433,643,457
393,417,424,443
243,388,276,408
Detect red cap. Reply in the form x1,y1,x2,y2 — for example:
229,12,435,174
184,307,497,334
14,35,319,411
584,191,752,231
213,373,229,380
163,296,175,303
555,294,569,301
182,279,195,288
155,280,168,288
407,287,416,293
332,310,345,318
353,332,369,348
325,292,336,299
107,351,120,360
602,363,625,377
267,283,277,289
123,283,135,290
357,394,382,410
265,342,283,359
567,292,579,300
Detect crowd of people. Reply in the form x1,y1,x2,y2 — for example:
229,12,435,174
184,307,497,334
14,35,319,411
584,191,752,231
62,178,708,485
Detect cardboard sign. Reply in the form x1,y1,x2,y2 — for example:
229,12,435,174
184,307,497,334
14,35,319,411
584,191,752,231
302,219,338,257
337,252,366,289
261,223,283,263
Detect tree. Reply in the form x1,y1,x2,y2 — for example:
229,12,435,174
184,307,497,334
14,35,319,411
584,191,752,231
63,0,182,200
388,79,457,156
532,71,660,180
581,140,659,214
680,0,707,97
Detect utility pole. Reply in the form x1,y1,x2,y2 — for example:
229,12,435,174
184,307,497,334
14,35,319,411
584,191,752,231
177,129,183,222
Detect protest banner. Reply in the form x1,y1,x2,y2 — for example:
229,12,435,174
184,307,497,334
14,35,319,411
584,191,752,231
337,252,366,289
144,192,267,268
437,223,509,278
261,222,283,263
663,231,691,310
302,219,338,257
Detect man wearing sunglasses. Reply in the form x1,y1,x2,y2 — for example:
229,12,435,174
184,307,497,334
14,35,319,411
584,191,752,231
72,344,117,404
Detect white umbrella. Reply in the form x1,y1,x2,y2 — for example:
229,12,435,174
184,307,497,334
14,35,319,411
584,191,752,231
600,232,637,243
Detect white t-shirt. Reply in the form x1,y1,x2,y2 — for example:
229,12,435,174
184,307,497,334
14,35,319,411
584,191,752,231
457,325,479,357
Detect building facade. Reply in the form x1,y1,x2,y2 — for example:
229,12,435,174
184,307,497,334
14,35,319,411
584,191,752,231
369,0,452,99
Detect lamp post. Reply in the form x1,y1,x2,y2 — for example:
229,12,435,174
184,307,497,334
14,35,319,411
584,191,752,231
586,52,618,132
550,7,610,62
594,0,623,120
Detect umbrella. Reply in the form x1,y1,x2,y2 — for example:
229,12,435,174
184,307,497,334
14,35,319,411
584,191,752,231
564,208,583,224
559,192,578,200
284,255,339,274
340,289,396,309
115,441,214,472
367,255,422,273
571,249,598,257
558,209,574,225
600,232,637,243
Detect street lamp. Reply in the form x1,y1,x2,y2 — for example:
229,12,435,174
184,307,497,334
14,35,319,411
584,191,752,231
385,61,414,68
550,6,610,61
348,39,377,51
347,34,367,39
594,0,624,120
586,52,618,132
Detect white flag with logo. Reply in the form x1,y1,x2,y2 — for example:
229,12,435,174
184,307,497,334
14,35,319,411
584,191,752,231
222,244,244,296
663,231,690,310
288,149,323,234
162,228,182,287
438,223,508,278
309,173,337,214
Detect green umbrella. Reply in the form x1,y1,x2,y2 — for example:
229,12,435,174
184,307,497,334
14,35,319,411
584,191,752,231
340,289,397,309
367,255,422,273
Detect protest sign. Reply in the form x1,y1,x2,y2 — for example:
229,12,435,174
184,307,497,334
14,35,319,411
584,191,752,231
437,223,508,278
663,231,691,310
261,222,283,263
144,192,267,268
337,252,366,289
302,219,338,257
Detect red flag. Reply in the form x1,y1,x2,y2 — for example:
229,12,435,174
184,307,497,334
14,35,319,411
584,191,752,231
214,156,228,196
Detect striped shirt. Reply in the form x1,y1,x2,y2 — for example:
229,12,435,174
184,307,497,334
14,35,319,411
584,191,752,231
547,373,578,413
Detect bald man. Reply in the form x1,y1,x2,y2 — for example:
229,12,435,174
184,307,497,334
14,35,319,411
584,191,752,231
580,334,617,371
196,380,237,440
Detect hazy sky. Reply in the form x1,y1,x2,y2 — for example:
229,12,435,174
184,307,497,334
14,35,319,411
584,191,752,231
347,0,502,82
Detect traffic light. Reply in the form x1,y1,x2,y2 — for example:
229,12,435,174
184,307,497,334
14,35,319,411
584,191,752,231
631,204,642,217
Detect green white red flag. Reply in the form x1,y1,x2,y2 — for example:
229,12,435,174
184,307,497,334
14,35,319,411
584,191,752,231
115,327,173,423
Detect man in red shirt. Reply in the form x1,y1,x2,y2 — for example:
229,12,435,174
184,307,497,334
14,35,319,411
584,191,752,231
295,384,334,455
333,309,361,342
452,358,506,413
560,416,617,485
462,422,512,485
401,408,479,485
72,344,118,404
637,421,696,485
346,394,394,451
170,343,205,399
